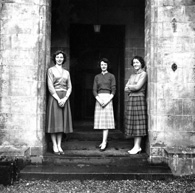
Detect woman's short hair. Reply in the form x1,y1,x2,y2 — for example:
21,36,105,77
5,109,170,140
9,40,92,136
52,50,66,64
131,56,145,68
98,58,110,69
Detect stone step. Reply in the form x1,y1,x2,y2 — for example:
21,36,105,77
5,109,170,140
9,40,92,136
45,140,141,165
20,162,173,181
20,139,173,181
67,129,125,141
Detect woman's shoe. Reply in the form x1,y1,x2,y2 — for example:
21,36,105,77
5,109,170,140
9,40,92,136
128,148,142,155
54,151,60,155
96,143,103,149
100,143,108,152
58,146,65,155
59,150,65,155
53,146,60,155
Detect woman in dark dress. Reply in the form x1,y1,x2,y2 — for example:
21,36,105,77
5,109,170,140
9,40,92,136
93,58,116,151
46,50,73,155
124,56,147,155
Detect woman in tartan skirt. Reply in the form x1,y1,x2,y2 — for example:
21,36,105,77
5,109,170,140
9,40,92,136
93,58,116,151
125,56,147,154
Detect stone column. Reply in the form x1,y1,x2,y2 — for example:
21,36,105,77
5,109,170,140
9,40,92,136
145,0,195,172
0,0,51,157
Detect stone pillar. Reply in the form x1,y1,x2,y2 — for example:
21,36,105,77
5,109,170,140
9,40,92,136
146,0,195,174
0,0,51,157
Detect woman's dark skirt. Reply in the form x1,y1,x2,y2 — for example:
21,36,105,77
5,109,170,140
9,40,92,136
125,95,147,138
46,91,73,134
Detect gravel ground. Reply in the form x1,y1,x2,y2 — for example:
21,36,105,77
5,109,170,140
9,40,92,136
0,177,195,193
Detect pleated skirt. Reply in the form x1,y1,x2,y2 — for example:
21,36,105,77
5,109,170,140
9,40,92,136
94,93,115,130
46,91,73,134
125,95,147,138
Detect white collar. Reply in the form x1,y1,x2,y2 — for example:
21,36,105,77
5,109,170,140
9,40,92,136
102,71,108,75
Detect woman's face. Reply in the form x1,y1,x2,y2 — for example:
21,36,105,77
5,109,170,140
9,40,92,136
55,53,64,65
100,61,108,72
132,59,142,71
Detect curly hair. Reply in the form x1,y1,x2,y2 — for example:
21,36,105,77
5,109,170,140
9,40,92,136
52,50,66,64
131,56,145,69
98,58,111,69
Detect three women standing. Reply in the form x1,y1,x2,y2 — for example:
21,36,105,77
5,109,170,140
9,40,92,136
93,58,116,151
46,52,147,155
46,50,73,155
125,56,147,155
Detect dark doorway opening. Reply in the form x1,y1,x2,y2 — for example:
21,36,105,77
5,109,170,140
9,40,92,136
70,24,125,131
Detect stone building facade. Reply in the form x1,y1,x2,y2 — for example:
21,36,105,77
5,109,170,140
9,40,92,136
0,0,195,175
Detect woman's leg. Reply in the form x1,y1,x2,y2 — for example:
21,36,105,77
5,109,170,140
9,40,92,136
57,133,63,152
51,133,58,153
128,136,142,154
100,129,109,150
134,137,142,149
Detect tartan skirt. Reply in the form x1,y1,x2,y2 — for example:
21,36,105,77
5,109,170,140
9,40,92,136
124,95,147,138
94,93,115,130
46,91,73,134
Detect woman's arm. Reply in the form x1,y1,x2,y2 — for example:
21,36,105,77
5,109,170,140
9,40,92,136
48,68,61,102
124,78,131,92
93,75,104,105
127,72,147,91
64,71,72,99
60,71,72,107
102,74,116,107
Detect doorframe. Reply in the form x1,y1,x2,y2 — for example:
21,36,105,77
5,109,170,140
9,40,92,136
46,0,149,154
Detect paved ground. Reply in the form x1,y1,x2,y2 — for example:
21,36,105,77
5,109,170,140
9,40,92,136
1,177,195,193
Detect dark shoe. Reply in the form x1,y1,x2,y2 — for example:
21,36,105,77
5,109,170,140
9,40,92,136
59,150,65,155
100,143,108,152
96,143,102,149
53,151,60,155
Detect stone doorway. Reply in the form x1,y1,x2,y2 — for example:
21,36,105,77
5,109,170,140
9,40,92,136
47,0,146,155
51,0,145,133
69,24,125,131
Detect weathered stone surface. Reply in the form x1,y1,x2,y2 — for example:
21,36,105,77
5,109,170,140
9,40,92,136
0,145,30,157
146,0,195,175
0,0,51,156
165,147,195,176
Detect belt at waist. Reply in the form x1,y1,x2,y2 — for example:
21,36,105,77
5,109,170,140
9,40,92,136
129,92,145,97
98,90,111,94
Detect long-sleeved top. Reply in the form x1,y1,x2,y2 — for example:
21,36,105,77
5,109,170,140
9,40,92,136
47,66,72,98
125,71,147,96
93,72,116,97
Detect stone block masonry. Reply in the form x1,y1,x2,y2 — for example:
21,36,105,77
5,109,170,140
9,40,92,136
0,0,51,156
146,0,195,175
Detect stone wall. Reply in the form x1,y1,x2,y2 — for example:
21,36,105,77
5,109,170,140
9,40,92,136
124,10,145,121
0,0,51,157
146,0,195,175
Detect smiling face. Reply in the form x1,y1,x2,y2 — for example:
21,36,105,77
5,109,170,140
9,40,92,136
55,53,64,65
132,58,142,71
100,61,108,72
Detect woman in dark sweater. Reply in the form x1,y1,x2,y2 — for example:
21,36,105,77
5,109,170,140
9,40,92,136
93,58,116,151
